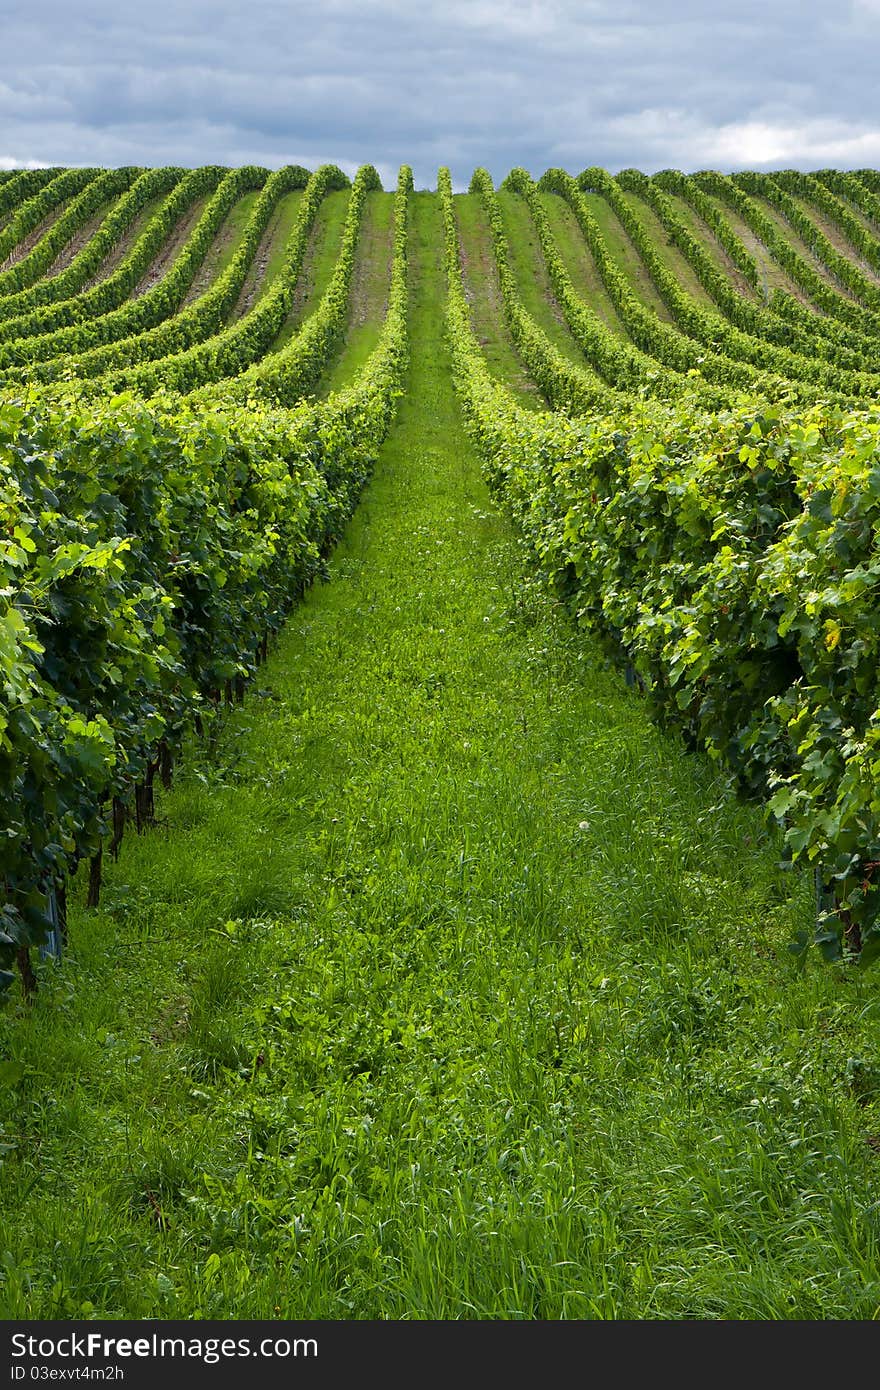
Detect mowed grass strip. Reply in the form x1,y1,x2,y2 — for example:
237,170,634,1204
617,189,716,309
454,191,544,408
657,190,758,301
272,188,351,350
2,193,880,1321
538,191,627,335
694,190,810,303
319,190,395,396
496,189,594,368
579,191,671,320
181,190,262,306
231,189,306,319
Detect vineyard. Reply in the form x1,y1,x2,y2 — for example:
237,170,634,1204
2,160,880,1317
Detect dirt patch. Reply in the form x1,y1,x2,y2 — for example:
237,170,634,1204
131,196,209,300
150,995,190,1047
181,197,250,307
665,193,757,301
457,205,502,318
757,195,858,301
705,197,814,307
231,199,291,319
0,205,64,272
44,203,113,279
455,198,543,404
232,227,275,318
793,194,880,288
86,192,173,289
279,211,331,334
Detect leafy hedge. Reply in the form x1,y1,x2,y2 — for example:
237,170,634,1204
441,163,880,966
0,166,187,331
468,168,622,411
498,167,703,405
0,168,139,298
211,166,383,406
0,170,63,221
0,170,102,284
116,164,378,400
582,167,878,401
634,171,878,378
663,170,879,362
0,164,411,992
540,168,807,403
0,167,279,378
697,171,880,343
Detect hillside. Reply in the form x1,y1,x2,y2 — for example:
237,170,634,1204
1,163,880,1318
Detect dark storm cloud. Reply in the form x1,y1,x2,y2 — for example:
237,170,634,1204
2,0,880,184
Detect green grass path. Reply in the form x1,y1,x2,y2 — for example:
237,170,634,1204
539,192,627,334
319,191,395,395
496,190,593,367
454,192,543,407
2,193,880,1320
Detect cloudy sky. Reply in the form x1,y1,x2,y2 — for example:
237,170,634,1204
3,0,880,187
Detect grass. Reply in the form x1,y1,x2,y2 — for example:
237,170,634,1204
181,190,262,305
696,191,809,302
231,189,305,318
538,192,627,335
496,190,592,367
658,191,758,302
2,192,880,1320
271,189,351,351
454,192,543,407
319,191,394,395
580,192,671,320
617,189,715,308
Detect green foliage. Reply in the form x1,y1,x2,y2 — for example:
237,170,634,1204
0,170,101,284
629,170,880,383
2,153,880,985
442,163,880,963
0,166,190,331
0,169,141,300
696,170,880,344
0,164,411,985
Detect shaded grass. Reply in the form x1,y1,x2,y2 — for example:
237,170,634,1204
618,189,716,308
182,191,261,306
231,189,305,318
1,193,880,1321
659,191,758,301
695,191,809,303
496,190,592,367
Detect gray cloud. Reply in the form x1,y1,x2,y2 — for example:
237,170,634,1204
1,1,879,186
